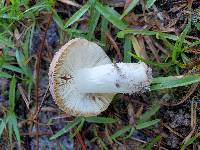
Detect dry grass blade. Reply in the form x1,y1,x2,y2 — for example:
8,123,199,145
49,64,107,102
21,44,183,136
130,137,168,150
131,36,148,59
163,123,183,138
144,36,160,63
152,38,170,56
135,105,144,119
182,102,197,144
127,103,135,125
105,32,123,61
162,83,199,107
18,83,31,110
57,0,81,8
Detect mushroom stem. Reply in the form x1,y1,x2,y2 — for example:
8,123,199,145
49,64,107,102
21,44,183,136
73,62,152,94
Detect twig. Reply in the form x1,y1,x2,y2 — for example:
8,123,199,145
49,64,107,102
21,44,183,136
130,137,168,150
105,32,123,61
57,0,81,8
76,133,87,150
152,38,170,56
144,36,161,63
182,101,197,144
33,85,50,120
162,83,199,106
163,123,183,138
34,13,52,150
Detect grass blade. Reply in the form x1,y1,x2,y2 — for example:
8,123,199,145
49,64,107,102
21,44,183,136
181,135,199,150
71,117,85,138
9,76,16,112
52,9,65,30
143,135,161,150
111,126,132,140
85,116,116,124
138,104,160,124
50,117,82,140
64,2,90,28
186,40,200,48
22,28,31,60
101,16,109,45
16,50,32,79
136,119,160,129
23,2,48,16
0,34,14,48
2,64,23,74
123,37,132,62
120,0,139,19
11,114,21,145
146,0,157,9
172,17,191,63
0,119,6,138
151,75,200,90
124,127,136,139
87,7,100,40
8,115,13,144
0,71,12,78
98,137,109,150
95,1,128,30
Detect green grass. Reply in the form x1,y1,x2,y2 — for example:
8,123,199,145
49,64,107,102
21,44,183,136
0,0,200,149
50,116,116,140
0,76,21,146
111,104,160,140
120,0,139,19
64,2,91,28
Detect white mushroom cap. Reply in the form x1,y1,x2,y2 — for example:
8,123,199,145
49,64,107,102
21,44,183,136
49,38,115,116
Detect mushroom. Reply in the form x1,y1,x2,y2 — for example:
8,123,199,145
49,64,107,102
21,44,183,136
49,38,152,116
